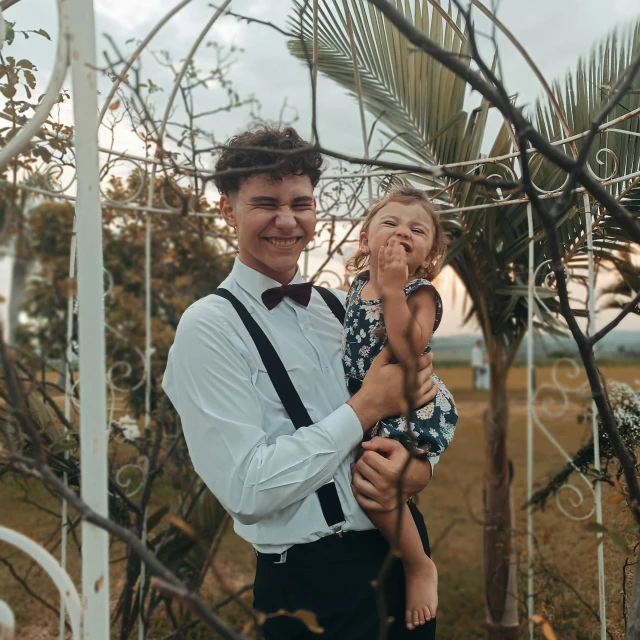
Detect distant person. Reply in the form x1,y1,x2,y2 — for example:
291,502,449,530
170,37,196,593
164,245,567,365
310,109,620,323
163,126,441,639
471,339,486,390
480,349,490,390
343,186,459,628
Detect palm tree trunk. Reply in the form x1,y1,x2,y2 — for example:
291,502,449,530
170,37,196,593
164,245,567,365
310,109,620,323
484,360,519,639
626,546,640,640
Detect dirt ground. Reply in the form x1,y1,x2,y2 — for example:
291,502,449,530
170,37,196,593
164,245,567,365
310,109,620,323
1,364,638,638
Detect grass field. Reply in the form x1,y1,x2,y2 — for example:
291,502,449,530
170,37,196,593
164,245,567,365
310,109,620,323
1,364,639,639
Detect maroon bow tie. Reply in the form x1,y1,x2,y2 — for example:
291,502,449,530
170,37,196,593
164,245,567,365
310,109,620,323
262,282,314,310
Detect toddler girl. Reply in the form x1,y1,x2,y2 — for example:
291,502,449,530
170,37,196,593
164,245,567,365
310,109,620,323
342,185,458,630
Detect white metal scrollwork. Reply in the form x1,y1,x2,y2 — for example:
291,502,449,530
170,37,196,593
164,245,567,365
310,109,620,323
0,527,83,639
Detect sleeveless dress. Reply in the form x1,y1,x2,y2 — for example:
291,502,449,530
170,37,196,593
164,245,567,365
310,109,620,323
342,272,458,457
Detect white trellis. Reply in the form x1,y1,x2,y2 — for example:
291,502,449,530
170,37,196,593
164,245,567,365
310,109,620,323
0,0,638,638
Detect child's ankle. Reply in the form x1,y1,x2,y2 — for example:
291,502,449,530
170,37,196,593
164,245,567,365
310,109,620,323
403,553,432,569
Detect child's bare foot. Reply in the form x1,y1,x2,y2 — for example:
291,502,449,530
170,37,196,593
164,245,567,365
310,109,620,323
404,554,438,630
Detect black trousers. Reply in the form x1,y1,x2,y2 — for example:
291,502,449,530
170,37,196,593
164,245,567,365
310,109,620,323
253,501,436,639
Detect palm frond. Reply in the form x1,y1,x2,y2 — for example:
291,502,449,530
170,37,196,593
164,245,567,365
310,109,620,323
535,22,640,254
598,250,640,313
288,0,484,204
288,4,640,347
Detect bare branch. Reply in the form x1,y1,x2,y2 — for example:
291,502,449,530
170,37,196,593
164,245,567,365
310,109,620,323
0,340,248,640
0,0,23,10
365,0,640,243
196,142,519,191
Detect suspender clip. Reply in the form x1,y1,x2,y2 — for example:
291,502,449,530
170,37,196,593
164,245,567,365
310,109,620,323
273,550,288,564
332,524,344,538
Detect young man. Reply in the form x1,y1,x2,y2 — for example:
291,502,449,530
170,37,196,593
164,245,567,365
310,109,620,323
163,126,439,639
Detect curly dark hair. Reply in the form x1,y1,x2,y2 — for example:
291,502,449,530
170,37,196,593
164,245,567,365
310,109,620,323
213,126,323,195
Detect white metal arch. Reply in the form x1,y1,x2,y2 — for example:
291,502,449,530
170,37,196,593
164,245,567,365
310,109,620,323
0,527,83,640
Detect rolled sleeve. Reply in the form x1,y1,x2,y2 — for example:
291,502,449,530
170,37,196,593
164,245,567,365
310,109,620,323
318,403,363,457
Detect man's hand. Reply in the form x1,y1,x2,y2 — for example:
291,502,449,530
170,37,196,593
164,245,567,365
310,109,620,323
350,437,433,512
347,347,437,431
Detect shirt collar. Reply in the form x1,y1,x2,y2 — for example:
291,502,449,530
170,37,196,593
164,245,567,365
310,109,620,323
231,257,304,308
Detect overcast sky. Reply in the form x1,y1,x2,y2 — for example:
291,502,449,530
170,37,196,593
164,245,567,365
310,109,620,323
4,0,640,336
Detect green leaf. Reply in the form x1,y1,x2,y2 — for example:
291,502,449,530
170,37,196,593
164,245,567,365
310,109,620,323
35,28,51,40
611,533,631,552
585,522,609,534
1,83,17,100
33,146,52,163
146,505,170,533
50,440,77,455
4,21,15,45
23,70,36,90
17,59,35,69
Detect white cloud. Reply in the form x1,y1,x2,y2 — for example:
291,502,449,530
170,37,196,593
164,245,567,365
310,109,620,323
95,0,166,32
210,15,246,46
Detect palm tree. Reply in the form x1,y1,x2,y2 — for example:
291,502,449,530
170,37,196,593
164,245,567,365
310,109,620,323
289,2,640,637
599,250,640,315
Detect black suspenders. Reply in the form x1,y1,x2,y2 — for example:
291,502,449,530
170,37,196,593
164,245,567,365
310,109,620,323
212,286,347,530
313,285,346,325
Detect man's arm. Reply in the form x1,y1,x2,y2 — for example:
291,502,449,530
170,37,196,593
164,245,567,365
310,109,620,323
163,304,363,526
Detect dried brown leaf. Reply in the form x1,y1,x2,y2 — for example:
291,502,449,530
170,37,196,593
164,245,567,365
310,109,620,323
264,609,324,634
608,493,627,505
167,515,196,539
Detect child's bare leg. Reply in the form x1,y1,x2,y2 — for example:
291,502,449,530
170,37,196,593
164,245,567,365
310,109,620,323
366,504,438,630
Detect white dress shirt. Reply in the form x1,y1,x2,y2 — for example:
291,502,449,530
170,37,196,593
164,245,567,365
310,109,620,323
471,346,484,367
163,258,437,553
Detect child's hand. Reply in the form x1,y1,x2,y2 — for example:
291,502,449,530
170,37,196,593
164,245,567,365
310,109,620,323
378,237,408,294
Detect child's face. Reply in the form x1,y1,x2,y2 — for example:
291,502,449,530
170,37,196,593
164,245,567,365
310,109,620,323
361,201,436,276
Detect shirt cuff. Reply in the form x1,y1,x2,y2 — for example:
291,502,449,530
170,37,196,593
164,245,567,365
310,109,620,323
319,403,363,457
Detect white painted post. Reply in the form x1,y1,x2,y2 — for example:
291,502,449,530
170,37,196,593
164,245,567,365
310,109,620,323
0,600,15,640
525,202,535,639
583,193,607,639
67,0,110,636
60,222,77,640
139,215,151,640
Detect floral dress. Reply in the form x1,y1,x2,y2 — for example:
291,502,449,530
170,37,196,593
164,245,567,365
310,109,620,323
342,272,458,457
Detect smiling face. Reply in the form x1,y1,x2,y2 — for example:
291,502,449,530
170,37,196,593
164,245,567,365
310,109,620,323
220,173,317,284
361,201,436,277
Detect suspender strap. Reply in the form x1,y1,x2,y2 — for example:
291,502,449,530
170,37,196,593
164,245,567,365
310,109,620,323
313,286,345,325
214,288,312,429
212,287,346,529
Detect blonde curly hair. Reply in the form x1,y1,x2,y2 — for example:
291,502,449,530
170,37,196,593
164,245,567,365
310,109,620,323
346,185,447,281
